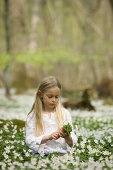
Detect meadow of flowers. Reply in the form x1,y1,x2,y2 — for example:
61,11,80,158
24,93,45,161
0,89,113,170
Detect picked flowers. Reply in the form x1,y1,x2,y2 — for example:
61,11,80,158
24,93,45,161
62,123,72,135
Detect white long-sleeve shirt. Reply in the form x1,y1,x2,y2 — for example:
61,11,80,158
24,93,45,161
25,108,77,155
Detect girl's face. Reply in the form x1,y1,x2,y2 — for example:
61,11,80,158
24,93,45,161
42,86,60,112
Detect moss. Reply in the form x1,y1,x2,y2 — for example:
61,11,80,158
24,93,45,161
0,118,25,130
0,119,7,128
11,119,25,128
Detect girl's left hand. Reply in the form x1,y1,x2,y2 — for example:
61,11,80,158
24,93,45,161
58,128,68,138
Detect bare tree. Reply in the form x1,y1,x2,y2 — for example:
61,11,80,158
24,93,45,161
109,0,113,12
29,0,40,50
2,0,11,97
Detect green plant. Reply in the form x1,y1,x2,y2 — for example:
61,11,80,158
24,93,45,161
62,123,72,135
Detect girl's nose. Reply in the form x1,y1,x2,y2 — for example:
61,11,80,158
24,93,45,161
52,97,55,102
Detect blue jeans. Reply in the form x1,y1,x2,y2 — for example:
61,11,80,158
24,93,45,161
33,152,66,158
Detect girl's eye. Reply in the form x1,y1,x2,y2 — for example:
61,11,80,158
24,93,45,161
55,96,59,99
48,96,52,98
47,96,59,99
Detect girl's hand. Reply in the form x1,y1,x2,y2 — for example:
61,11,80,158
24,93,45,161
49,131,60,140
58,128,68,138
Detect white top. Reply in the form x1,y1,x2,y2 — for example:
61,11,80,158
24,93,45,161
25,108,77,154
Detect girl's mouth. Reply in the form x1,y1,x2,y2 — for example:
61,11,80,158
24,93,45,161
50,104,55,106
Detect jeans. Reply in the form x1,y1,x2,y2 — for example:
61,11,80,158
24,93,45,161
33,152,66,158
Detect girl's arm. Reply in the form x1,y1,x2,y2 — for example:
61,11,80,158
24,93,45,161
58,128,73,147
26,113,45,151
40,135,50,144
59,108,78,147
65,135,73,147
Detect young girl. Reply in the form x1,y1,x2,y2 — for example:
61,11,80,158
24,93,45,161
25,76,77,157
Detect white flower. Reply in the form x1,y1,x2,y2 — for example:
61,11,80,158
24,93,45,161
21,141,24,145
28,149,32,152
14,125,17,129
40,152,45,157
31,158,37,165
100,140,105,145
4,125,8,129
75,125,78,130
23,149,26,152
87,145,92,150
67,146,72,153
76,149,81,153
63,120,68,125
99,145,103,149
13,130,17,134
12,135,15,138
11,146,14,149
5,146,11,153
76,156,79,161
19,156,23,160
0,162,6,169
0,130,3,134
103,151,110,155
13,152,20,158
81,141,85,148
8,165,15,170
107,137,112,143
94,139,98,144
89,157,94,163
25,152,30,157
3,153,9,159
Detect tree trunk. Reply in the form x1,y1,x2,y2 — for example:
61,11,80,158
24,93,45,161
47,0,63,44
82,1,101,84
105,56,113,79
109,0,113,13
3,0,11,97
89,60,101,84
29,0,40,50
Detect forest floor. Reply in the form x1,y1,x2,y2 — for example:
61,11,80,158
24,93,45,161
0,88,113,170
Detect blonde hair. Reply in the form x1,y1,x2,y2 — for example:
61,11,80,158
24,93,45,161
25,76,64,137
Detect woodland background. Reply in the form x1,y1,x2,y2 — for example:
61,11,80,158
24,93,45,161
0,2,113,168
0,0,113,97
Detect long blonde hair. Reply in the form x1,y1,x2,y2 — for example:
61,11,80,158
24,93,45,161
25,76,64,137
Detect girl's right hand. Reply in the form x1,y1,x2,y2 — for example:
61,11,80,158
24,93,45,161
49,131,59,140
58,128,68,138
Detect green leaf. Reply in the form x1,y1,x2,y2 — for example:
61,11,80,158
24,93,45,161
62,123,72,135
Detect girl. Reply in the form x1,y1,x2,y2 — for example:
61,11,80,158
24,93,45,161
25,76,77,157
